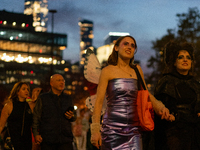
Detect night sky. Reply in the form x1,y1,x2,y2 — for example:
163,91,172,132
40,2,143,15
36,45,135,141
1,0,199,74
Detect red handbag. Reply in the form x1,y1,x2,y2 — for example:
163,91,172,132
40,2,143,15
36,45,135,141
134,66,154,131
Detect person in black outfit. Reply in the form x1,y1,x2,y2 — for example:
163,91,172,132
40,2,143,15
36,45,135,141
0,82,33,150
32,74,76,150
154,41,200,150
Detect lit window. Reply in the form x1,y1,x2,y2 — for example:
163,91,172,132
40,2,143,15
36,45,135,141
61,60,65,64
64,68,69,72
88,34,94,39
59,46,66,50
41,21,45,26
18,33,23,37
84,86,88,91
53,60,57,65
10,36,14,40
21,23,25,27
0,31,5,35
12,22,16,26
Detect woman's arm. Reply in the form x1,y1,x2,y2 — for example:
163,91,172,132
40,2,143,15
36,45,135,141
92,68,109,123
136,65,175,121
91,66,110,149
0,101,13,133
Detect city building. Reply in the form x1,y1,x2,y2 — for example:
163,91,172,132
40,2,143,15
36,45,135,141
78,19,93,65
0,10,68,91
24,0,48,32
104,32,130,45
96,44,113,65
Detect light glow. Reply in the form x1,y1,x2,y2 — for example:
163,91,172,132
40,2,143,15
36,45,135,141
12,22,16,26
108,32,130,36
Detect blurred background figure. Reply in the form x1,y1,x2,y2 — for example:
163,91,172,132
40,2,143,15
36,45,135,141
28,87,43,150
73,108,89,150
28,87,43,112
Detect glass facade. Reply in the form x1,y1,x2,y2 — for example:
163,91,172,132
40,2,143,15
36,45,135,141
0,28,67,64
78,19,93,65
0,10,67,88
24,0,48,32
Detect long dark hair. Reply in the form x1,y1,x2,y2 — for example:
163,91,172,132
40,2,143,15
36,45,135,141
8,82,30,101
107,35,137,68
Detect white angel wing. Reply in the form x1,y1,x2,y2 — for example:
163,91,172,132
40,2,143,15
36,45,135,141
84,48,101,84
85,94,107,115
84,48,107,114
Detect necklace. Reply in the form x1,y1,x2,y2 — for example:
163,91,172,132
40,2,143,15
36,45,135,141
118,66,132,77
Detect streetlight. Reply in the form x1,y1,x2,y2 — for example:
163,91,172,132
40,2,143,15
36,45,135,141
49,9,57,33
49,9,57,75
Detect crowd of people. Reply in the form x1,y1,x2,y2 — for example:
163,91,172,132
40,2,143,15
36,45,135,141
0,35,199,150
0,74,78,150
90,35,200,150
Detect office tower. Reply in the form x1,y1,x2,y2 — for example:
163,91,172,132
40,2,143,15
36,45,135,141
78,19,93,65
24,0,48,32
104,32,130,45
0,10,67,89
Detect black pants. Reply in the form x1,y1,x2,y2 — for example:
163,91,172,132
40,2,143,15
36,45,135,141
41,142,73,150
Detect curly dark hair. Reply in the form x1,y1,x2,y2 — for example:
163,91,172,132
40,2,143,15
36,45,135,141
163,41,194,74
107,35,137,68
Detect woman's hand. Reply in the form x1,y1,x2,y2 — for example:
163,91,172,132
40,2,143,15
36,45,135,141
150,94,175,122
91,130,102,149
90,123,101,149
159,107,175,121
35,135,43,145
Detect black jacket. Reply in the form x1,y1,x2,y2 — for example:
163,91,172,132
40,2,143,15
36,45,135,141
32,90,76,144
154,71,200,150
154,71,200,118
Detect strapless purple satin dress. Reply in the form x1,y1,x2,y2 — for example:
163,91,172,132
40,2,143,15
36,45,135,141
101,78,142,150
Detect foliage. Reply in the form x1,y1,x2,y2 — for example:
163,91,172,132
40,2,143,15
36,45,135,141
147,7,200,85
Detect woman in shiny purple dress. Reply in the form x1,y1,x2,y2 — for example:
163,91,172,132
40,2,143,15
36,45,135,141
90,35,175,150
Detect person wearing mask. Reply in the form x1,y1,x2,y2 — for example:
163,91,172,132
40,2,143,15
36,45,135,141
32,74,76,150
73,108,89,150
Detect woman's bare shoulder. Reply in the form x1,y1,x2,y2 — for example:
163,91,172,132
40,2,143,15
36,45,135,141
3,100,13,115
4,100,12,107
100,65,117,80
101,65,117,75
102,65,117,71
